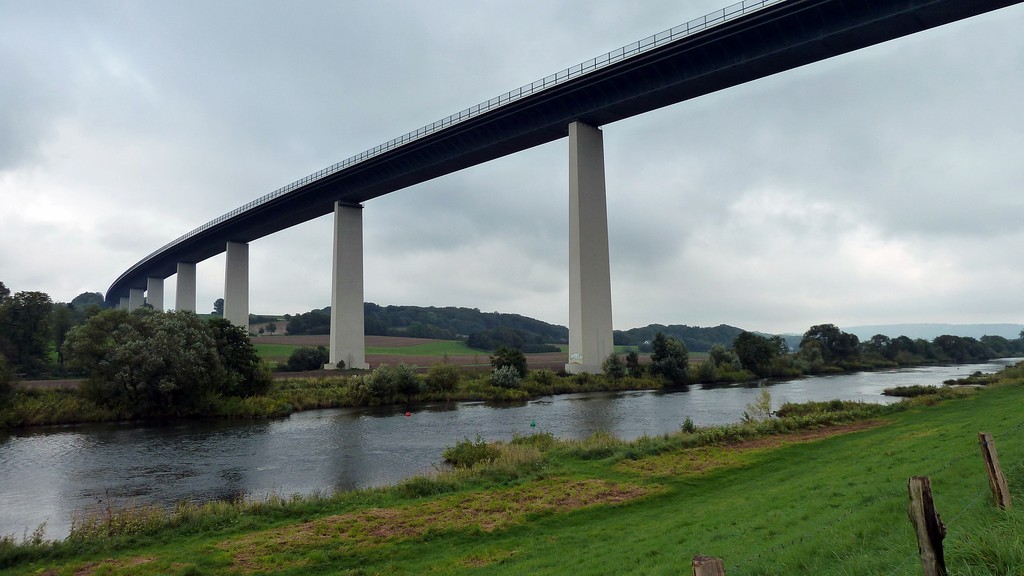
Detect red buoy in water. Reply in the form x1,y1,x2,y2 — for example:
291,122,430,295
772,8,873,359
405,411,411,417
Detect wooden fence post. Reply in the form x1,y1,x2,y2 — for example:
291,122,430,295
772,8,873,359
691,555,726,576
979,432,1012,510
907,476,947,576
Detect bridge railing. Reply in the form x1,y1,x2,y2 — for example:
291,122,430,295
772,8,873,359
139,0,783,268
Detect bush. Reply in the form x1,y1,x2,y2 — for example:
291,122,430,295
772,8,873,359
490,346,528,377
286,346,330,372
491,365,522,389
742,386,773,423
443,435,500,467
366,365,398,398
424,361,460,393
392,363,421,396
602,353,626,380
883,385,941,397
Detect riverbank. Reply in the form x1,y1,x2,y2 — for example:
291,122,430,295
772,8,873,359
3,365,1023,574
8,354,1019,431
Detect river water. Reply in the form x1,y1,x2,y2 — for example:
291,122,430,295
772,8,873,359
0,360,1016,540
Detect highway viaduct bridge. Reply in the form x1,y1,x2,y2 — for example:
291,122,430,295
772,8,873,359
106,0,1024,373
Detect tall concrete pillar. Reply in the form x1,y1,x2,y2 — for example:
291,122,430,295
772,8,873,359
128,288,146,311
224,242,249,331
566,121,614,374
327,202,369,369
175,262,197,312
119,296,129,310
146,277,164,311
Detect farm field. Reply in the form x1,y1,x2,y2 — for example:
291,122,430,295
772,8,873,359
255,335,571,371
254,335,700,372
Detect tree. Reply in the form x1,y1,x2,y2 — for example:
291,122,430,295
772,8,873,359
212,298,224,316
0,352,12,405
207,317,272,396
800,324,859,363
625,350,642,378
650,332,688,386
732,331,778,377
0,291,54,375
65,309,226,416
266,322,277,335
708,344,739,370
0,281,9,304
52,303,76,370
286,346,330,372
490,345,528,377
862,334,894,359
70,292,104,309
65,309,271,417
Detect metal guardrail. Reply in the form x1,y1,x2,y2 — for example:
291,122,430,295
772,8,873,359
138,0,784,267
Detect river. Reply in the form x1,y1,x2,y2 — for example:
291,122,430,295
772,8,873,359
0,360,1015,540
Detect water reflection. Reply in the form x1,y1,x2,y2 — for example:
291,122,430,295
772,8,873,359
0,359,1016,540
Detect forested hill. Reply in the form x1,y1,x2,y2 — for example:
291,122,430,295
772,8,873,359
284,304,749,352
614,324,746,352
284,303,569,343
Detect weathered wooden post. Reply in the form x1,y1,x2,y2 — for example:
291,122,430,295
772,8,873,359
907,476,947,576
691,555,726,576
978,432,1012,510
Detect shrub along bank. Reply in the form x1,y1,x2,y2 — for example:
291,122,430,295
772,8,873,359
2,364,1024,574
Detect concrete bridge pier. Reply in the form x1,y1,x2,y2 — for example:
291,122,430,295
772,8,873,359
119,296,129,310
175,262,197,312
146,277,164,310
327,202,369,370
224,242,249,330
566,121,614,374
128,288,146,311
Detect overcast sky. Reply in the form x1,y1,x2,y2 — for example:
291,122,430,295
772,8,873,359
2,1,1022,335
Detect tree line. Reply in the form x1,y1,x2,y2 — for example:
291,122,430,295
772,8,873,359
283,303,569,349
0,282,270,417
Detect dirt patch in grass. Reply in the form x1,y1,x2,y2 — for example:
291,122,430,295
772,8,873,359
219,478,652,573
619,420,886,478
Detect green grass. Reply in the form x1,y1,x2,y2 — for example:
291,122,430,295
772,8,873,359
252,343,301,359
5,370,1024,575
365,340,477,356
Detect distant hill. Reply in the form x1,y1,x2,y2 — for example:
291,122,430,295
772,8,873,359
283,303,569,345
614,324,746,353
282,304,752,353
842,323,1024,341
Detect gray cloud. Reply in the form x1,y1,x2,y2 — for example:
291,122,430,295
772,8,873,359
1,0,1021,334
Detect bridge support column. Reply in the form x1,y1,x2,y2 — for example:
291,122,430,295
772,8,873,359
175,263,197,312
224,242,249,331
119,296,129,310
566,121,613,374
128,288,145,311
146,277,164,311
327,202,369,370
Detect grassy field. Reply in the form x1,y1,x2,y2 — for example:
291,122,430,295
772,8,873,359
364,340,476,356
254,337,705,368
4,368,1024,575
